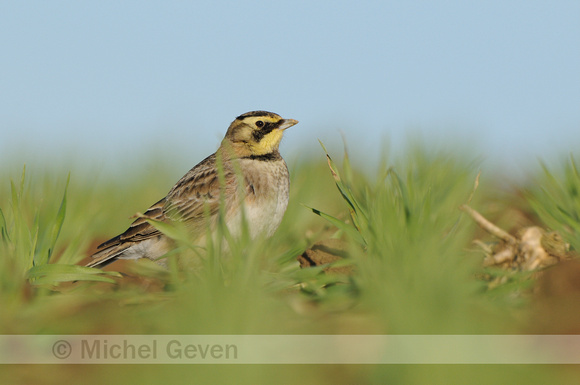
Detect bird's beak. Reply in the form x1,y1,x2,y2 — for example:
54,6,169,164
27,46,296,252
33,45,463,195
278,118,298,130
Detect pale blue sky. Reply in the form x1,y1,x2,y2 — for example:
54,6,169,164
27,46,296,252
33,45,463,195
2,1,579,174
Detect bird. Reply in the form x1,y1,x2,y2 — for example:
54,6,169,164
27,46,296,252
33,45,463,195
86,111,298,268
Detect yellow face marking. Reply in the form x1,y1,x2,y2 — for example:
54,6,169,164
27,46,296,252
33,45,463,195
238,115,284,155
249,129,284,155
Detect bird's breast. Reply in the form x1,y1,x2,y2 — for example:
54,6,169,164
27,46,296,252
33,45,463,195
235,159,289,238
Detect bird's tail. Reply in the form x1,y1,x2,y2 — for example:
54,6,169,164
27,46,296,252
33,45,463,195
85,243,132,268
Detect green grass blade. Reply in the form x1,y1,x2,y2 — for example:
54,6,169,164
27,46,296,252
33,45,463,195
10,177,32,261
27,263,122,278
18,165,26,197
10,179,19,210
387,168,411,223
30,213,39,262
318,140,368,231
31,274,118,285
303,204,366,245
340,133,355,188
0,208,9,242
27,264,122,284
46,173,70,262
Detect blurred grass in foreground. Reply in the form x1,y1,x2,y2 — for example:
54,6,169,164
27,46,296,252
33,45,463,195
1,143,580,384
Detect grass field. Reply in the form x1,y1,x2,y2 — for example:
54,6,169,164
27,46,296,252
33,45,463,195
1,141,580,384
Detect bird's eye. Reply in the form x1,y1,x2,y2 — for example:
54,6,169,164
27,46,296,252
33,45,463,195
255,120,264,128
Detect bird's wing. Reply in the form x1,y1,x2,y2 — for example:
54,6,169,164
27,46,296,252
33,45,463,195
87,153,243,268
163,153,242,233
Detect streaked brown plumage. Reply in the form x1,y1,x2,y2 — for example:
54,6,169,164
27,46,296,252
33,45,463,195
87,111,297,268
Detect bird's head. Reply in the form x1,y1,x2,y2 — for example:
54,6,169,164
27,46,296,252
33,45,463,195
222,111,298,157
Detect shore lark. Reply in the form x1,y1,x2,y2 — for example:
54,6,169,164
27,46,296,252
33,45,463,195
86,111,298,268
